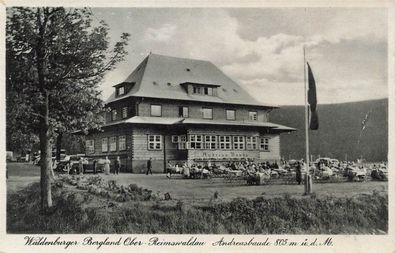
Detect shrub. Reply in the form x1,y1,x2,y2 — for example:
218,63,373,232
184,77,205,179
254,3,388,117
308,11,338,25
7,182,388,234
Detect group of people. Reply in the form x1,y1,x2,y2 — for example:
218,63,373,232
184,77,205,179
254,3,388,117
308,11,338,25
62,156,122,175
165,161,211,179
225,160,280,172
105,156,121,175
163,159,304,182
225,160,304,184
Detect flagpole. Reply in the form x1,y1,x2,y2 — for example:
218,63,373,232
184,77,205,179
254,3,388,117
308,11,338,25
303,46,312,194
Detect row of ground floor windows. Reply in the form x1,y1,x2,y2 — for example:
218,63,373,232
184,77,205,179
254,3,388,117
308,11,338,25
170,135,269,151
87,135,270,154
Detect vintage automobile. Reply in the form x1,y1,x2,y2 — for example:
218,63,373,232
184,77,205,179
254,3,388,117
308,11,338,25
371,168,388,181
314,158,339,168
344,166,367,181
58,155,104,174
83,158,105,173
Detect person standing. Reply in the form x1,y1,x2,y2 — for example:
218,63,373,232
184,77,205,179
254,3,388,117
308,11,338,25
93,159,97,174
296,162,302,185
66,160,71,174
183,162,190,178
78,157,84,175
114,156,121,175
104,156,111,175
166,160,172,179
146,157,153,175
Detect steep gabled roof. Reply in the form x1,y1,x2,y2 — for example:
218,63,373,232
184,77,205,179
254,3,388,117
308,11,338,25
106,53,277,107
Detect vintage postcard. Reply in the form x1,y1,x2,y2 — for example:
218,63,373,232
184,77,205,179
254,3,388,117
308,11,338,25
1,0,395,253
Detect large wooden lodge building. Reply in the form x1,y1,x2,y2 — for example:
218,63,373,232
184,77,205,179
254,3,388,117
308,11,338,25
85,53,295,173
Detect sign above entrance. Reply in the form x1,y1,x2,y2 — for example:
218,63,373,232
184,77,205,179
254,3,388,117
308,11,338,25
189,150,259,160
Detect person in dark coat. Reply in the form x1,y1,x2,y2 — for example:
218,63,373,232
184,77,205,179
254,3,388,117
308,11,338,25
296,162,302,185
114,156,121,175
146,157,153,175
93,159,97,174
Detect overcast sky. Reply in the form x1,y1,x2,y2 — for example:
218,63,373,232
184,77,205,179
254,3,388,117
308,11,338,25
92,8,388,106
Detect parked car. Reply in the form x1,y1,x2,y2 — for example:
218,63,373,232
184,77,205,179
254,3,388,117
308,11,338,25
6,151,14,162
68,156,106,174
55,160,69,173
68,155,87,174
371,168,388,181
315,158,339,168
83,158,105,173
345,166,366,181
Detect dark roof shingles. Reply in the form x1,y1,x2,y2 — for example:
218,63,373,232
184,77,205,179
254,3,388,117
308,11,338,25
105,54,276,107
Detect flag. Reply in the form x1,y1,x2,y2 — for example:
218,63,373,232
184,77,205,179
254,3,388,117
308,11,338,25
361,109,371,131
307,62,319,130
357,108,372,145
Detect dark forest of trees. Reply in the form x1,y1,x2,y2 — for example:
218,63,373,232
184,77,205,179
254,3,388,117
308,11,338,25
271,98,388,162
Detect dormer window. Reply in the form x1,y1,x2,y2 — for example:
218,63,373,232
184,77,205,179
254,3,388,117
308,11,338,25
114,82,134,97
117,86,125,96
180,82,220,97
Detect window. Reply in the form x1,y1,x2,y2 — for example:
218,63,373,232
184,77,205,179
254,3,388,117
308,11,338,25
203,87,213,95
150,104,162,117
109,137,117,152
193,86,201,94
259,137,270,151
189,135,203,149
179,106,189,118
249,111,258,121
233,136,245,150
148,135,162,150
246,136,258,150
112,110,117,121
118,136,126,151
202,108,213,119
178,135,187,150
204,135,217,149
193,86,214,96
86,140,94,154
117,86,125,96
101,138,108,152
122,107,128,118
219,136,232,150
172,135,179,143
226,109,236,120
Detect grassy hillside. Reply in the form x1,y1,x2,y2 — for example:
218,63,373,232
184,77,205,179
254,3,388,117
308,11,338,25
271,99,388,162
